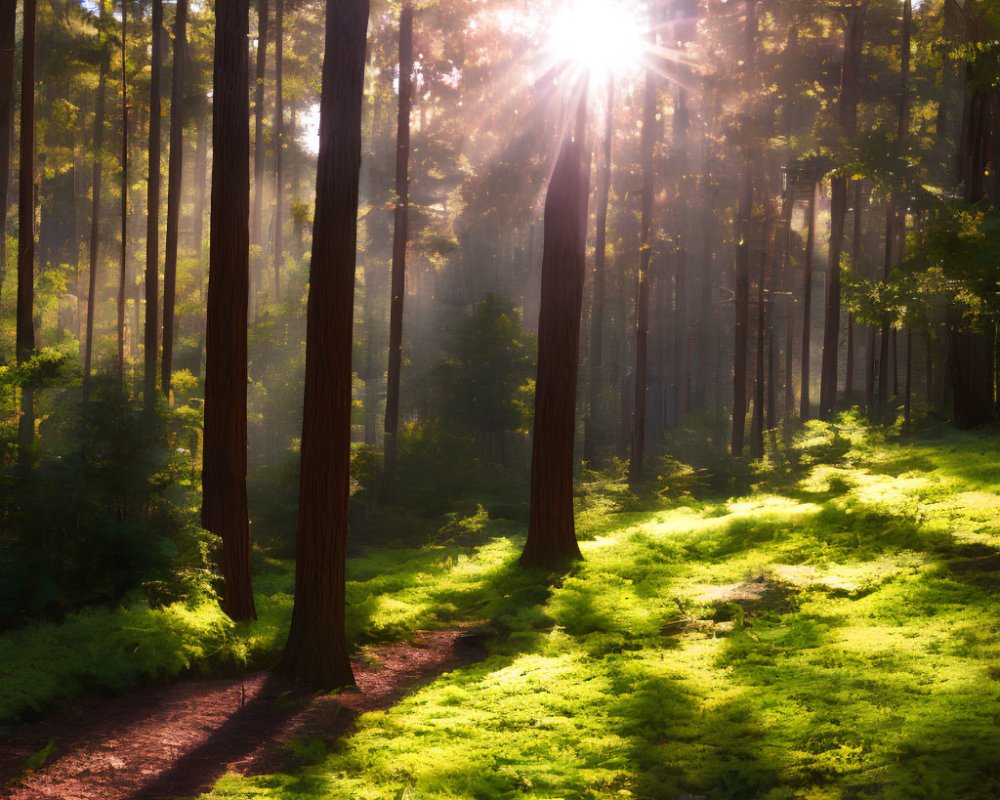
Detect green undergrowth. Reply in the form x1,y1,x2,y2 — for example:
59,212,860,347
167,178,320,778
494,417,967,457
200,418,1000,800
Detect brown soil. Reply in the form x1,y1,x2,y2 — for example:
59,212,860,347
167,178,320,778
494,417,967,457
0,629,488,800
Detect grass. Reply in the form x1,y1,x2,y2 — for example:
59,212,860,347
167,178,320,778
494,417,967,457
6,416,1000,798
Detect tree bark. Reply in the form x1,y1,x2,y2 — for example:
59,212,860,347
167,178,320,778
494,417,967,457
583,74,613,464
629,50,656,485
277,0,369,689
203,0,257,622
819,0,867,418
520,90,588,571
383,0,413,486
0,0,15,278
251,0,267,251
84,8,109,397
17,0,37,465
161,0,188,398
800,181,817,419
145,0,164,409
117,0,127,386
271,0,284,294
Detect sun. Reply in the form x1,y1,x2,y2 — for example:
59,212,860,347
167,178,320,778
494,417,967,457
547,0,646,79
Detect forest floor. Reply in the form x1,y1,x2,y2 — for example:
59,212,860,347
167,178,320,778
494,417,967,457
2,414,1000,799
0,630,488,800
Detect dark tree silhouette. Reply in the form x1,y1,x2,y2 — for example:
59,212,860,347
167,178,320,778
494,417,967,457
0,0,14,278
520,90,588,571
203,0,257,622
84,1,109,396
583,75,613,465
271,0,284,293
277,0,369,689
629,51,656,484
800,180,818,419
383,0,413,484
161,0,188,397
117,0,128,385
251,0,267,252
17,0,37,465
144,0,164,409
819,0,867,417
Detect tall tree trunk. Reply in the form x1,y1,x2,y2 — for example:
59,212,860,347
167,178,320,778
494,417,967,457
383,0,413,486
674,247,688,427
844,181,862,403
819,0,867,418
277,0,368,689
749,246,765,458
17,0,37,465
272,0,283,293
800,181,817,419
161,0,187,398
84,13,109,397
192,101,208,259
629,46,656,485
520,89,588,571
0,0,15,279
145,0,164,410
731,0,756,456
251,0,267,250
203,0,256,622
779,184,795,424
584,74,613,464
732,148,752,456
117,0,127,386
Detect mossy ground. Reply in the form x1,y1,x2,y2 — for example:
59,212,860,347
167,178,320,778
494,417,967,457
6,416,1000,798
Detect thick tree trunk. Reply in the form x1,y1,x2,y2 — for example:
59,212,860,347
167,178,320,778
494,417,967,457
800,181,817,419
84,18,108,396
383,0,413,486
277,0,368,689
629,54,656,484
251,0,267,251
0,0,15,278
203,0,257,622
520,91,588,571
17,0,37,464
161,0,188,398
583,74,613,464
819,0,867,418
144,0,163,409
271,0,284,293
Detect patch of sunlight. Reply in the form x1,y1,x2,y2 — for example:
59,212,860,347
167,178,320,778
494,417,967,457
727,494,812,515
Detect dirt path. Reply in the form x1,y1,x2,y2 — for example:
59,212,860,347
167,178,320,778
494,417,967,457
0,629,488,800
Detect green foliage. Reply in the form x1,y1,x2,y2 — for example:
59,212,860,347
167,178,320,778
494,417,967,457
0,382,210,627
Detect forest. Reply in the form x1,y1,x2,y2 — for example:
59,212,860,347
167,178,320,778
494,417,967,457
1,0,999,797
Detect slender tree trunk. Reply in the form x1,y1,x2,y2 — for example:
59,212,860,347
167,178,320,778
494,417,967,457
521,89,587,571
750,247,765,458
161,0,187,398
845,181,862,402
904,328,912,422
203,0,256,622
779,185,795,424
383,0,413,486
84,17,109,397
277,0,369,688
192,102,208,259
584,74,613,464
145,0,164,410
117,0,127,386
674,247,688,427
732,0,756,456
629,47,656,485
272,0,283,292
820,0,867,418
0,0,15,278
732,147,752,456
800,181,817,419
17,0,37,464
251,0,267,251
